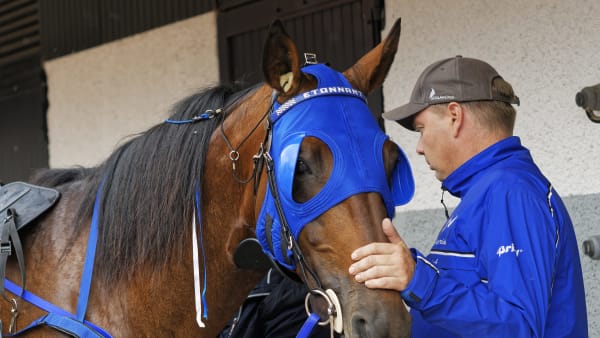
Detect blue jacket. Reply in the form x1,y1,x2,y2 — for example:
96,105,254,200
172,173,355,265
401,136,587,337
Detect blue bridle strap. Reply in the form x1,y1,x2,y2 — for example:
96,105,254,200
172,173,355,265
164,108,222,124
2,180,111,337
76,177,103,321
296,313,320,338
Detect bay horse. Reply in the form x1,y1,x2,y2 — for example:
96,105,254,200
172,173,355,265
1,19,411,337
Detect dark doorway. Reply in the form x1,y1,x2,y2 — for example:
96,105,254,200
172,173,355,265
0,75,48,183
217,0,387,120
0,0,47,182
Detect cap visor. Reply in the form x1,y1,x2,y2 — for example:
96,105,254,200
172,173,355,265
383,102,427,130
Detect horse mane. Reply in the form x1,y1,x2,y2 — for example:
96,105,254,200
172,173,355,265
39,83,258,284
30,167,92,187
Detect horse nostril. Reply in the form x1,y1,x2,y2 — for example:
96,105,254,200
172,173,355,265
351,310,396,338
351,313,368,337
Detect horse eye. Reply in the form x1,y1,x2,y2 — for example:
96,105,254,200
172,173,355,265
295,158,312,176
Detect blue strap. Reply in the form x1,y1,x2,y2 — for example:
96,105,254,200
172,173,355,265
296,313,321,338
3,279,112,337
76,179,104,321
43,313,103,338
4,278,75,319
8,313,103,338
164,109,222,124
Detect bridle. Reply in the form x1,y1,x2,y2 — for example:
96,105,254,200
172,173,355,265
169,68,376,335
218,89,329,282
218,88,343,334
219,99,271,186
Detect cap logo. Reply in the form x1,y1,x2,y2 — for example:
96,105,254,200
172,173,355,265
428,88,455,102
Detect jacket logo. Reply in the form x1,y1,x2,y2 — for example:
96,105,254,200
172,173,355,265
496,243,524,257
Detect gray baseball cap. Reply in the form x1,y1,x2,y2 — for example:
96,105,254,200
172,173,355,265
383,56,520,130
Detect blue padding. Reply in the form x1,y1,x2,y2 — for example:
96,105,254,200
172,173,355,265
43,312,104,338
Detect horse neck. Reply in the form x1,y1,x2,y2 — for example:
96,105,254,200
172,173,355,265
203,85,272,252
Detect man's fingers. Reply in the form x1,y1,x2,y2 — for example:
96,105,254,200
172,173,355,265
351,242,396,261
352,262,394,281
364,276,406,291
382,218,402,244
349,252,394,275
353,265,409,292
348,219,415,291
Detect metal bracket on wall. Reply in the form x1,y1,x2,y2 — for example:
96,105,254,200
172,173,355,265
575,83,600,123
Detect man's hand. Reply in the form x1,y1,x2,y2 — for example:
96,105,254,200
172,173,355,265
348,218,415,291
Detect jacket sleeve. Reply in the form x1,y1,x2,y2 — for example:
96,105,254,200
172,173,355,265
401,188,557,337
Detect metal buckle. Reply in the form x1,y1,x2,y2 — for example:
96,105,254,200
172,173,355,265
3,213,13,224
304,53,318,65
0,241,11,255
303,289,343,335
9,298,18,334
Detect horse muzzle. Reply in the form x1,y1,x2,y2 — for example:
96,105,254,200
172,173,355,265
342,287,411,338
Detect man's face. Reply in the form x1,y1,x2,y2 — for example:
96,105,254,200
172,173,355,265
413,105,456,181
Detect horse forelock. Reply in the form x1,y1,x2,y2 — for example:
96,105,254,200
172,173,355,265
70,83,259,284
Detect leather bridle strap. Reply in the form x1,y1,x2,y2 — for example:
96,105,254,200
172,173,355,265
0,208,26,333
219,91,276,185
263,150,322,291
0,208,26,301
263,148,343,338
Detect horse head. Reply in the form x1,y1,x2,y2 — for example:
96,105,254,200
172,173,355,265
249,19,413,337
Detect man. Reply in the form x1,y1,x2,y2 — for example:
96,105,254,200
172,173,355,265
348,56,588,337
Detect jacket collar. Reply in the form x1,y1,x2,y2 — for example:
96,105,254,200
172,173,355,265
442,136,528,198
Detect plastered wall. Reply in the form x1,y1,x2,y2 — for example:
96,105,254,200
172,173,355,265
45,12,219,168
383,0,600,211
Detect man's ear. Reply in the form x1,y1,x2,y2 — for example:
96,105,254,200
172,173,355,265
447,102,464,137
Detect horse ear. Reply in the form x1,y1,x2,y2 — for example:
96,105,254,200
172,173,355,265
344,18,401,95
262,20,304,97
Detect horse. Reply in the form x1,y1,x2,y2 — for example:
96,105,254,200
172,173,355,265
1,19,412,337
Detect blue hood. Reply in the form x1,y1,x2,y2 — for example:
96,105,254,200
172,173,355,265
256,64,414,269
